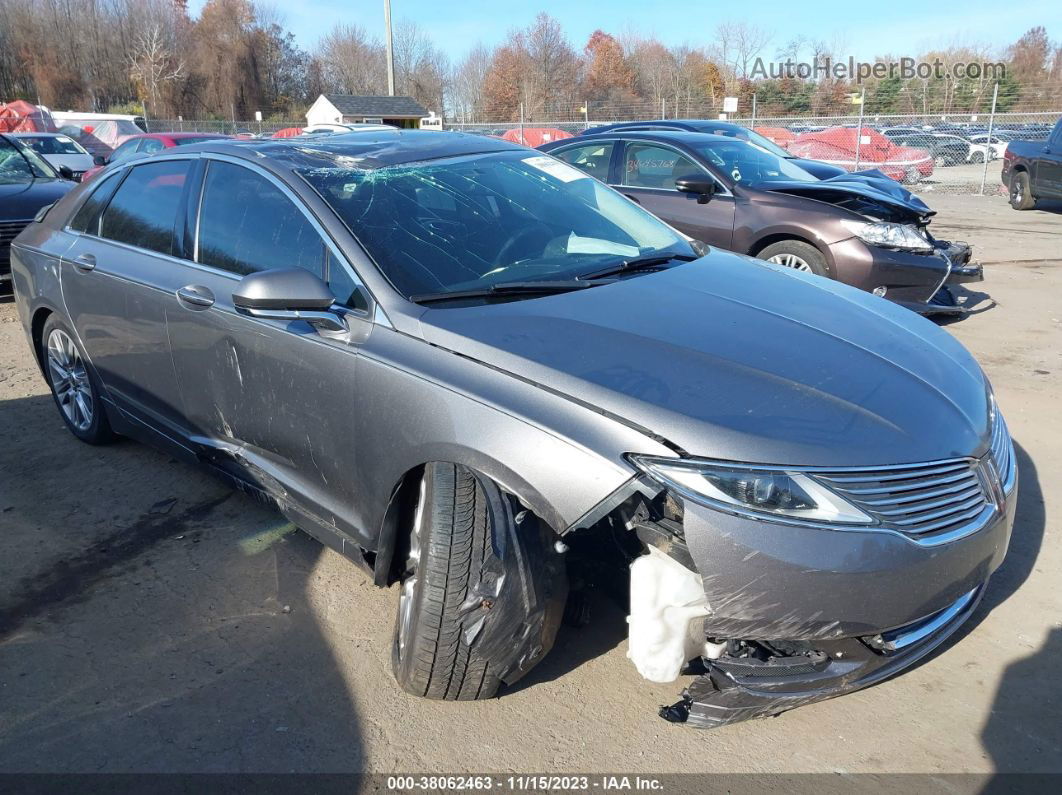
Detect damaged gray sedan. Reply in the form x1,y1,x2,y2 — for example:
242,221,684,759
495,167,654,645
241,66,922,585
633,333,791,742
10,131,1016,727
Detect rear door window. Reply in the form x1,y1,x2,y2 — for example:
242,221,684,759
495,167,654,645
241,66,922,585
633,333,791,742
99,160,190,255
69,171,122,235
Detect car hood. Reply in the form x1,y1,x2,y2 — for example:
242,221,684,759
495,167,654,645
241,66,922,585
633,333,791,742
0,178,74,221
418,252,990,467
754,171,934,222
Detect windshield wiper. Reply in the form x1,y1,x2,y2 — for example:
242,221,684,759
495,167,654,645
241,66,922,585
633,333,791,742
578,253,697,281
410,279,604,305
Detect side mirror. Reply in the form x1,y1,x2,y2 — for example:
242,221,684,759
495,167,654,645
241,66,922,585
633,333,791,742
92,155,107,167
58,164,76,181
232,269,347,333
675,176,717,204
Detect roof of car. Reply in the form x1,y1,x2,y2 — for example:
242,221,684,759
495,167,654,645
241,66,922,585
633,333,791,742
178,129,523,169
139,131,231,140
563,129,735,146
10,132,69,137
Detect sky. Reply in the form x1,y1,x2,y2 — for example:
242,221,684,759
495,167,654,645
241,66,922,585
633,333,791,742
186,0,1062,65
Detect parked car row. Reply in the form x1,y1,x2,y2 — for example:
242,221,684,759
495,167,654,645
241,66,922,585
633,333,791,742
8,127,1017,730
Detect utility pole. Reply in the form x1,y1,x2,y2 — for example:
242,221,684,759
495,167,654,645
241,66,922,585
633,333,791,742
853,87,866,171
384,0,395,96
980,83,999,196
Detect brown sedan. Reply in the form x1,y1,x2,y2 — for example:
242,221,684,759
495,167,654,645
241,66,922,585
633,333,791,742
540,130,981,315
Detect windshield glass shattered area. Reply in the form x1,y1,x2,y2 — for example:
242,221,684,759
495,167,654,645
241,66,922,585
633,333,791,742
298,150,692,299
692,140,817,185
0,137,55,182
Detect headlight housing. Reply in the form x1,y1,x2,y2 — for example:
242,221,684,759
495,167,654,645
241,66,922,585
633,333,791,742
628,455,874,526
840,219,933,252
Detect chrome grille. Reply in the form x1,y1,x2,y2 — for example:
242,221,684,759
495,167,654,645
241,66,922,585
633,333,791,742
989,410,1015,489
815,459,989,538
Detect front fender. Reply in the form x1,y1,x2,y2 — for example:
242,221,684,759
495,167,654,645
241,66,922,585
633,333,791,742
353,326,674,552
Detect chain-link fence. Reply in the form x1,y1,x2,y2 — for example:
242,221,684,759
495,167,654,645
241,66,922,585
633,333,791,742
142,118,303,136
139,101,1060,195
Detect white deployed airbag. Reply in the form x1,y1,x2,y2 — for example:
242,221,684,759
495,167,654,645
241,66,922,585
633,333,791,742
627,546,711,683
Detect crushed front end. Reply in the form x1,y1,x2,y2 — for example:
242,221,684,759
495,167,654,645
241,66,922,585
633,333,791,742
573,409,1017,729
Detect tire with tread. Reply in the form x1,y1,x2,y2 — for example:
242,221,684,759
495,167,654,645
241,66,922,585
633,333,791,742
1009,171,1035,210
756,239,830,278
41,315,115,445
392,462,504,701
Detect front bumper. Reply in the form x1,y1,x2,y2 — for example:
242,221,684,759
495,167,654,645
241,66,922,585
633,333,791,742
658,467,1016,727
665,585,985,728
827,237,981,315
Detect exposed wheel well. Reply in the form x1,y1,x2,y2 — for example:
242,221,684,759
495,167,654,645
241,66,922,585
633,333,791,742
30,307,53,375
748,233,824,259
374,465,426,586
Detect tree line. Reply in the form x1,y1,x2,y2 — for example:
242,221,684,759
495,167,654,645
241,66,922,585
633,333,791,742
0,1,1058,123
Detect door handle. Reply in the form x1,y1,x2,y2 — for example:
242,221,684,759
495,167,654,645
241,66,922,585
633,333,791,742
176,285,215,308
73,253,96,272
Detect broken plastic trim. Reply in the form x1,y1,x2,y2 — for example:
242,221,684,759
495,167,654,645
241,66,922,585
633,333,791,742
455,476,569,685
660,585,985,728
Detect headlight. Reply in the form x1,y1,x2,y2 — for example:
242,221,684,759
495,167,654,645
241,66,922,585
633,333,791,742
840,219,933,252
628,455,874,526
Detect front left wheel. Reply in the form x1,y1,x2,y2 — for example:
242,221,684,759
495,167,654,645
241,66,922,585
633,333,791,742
391,462,567,700
41,316,115,445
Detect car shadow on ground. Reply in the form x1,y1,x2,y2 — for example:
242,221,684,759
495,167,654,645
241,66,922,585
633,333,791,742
981,627,1062,778
0,393,367,773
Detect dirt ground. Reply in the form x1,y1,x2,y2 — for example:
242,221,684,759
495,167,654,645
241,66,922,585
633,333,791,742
0,192,1059,776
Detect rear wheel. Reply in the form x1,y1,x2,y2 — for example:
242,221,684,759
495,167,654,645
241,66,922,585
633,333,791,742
391,462,565,700
41,316,115,445
757,240,830,278
1009,171,1035,210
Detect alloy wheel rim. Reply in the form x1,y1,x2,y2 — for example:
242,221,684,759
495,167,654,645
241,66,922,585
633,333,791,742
46,329,93,431
396,477,426,660
767,253,812,272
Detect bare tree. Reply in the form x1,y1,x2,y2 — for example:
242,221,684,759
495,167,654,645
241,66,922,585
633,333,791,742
318,23,386,95
393,19,449,112
128,24,185,118
451,44,492,122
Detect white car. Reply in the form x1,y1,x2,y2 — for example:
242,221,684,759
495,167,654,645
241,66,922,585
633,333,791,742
12,132,94,179
966,133,1011,162
302,123,399,134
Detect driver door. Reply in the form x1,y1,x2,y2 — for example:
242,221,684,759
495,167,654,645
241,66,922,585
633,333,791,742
165,157,376,544
614,141,735,249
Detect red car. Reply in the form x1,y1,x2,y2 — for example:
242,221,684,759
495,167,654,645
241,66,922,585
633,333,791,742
81,132,231,182
788,126,934,184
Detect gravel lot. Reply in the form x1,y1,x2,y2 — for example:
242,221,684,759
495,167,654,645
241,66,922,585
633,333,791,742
1,191,1059,777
